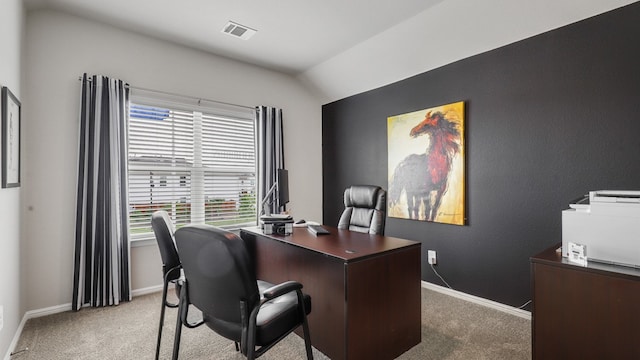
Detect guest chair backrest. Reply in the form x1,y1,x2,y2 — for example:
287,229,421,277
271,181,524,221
151,210,183,360
151,210,181,281
337,185,386,235
175,225,260,340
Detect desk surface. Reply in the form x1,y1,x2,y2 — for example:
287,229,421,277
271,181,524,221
242,226,419,261
531,243,640,280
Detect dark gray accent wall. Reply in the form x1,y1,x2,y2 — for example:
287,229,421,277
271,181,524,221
322,3,640,308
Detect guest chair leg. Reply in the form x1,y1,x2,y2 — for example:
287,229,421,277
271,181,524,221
298,291,314,360
302,317,313,360
172,286,186,360
155,276,170,360
171,310,183,360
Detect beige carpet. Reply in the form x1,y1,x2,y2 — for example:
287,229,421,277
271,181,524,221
12,287,530,359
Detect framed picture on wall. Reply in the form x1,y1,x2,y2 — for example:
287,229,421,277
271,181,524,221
387,101,465,225
2,86,21,188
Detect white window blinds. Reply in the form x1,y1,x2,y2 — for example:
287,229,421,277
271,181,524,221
128,95,256,240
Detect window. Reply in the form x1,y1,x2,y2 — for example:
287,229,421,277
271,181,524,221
127,93,257,241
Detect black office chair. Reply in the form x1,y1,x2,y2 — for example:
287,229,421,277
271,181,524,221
172,224,313,360
337,185,387,235
151,210,182,360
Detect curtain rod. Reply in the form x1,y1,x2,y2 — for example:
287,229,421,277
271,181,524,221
78,76,255,111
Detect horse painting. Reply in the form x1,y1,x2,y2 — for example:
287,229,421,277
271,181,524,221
389,153,430,220
387,103,464,224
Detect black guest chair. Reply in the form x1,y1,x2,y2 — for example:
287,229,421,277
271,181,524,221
337,185,387,235
151,210,182,360
172,224,313,360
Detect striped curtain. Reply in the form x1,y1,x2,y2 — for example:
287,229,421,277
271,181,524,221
256,106,285,215
72,74,131,310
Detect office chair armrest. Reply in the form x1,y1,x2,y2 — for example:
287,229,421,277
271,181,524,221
177,279,204,328
262,280,302,301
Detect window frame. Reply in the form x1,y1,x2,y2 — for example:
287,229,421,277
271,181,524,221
127,91,258,243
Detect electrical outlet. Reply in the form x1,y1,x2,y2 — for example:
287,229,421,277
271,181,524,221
0,305,4,331
428,250,437,265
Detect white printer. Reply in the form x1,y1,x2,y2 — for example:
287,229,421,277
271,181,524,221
562,190,640,268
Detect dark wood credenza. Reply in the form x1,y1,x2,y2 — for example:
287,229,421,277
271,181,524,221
531,244,640,359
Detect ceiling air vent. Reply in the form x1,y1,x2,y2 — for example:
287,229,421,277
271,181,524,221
222,21,257,40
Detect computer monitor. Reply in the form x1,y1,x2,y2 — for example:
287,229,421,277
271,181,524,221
277,168,289,210
260,168,289,216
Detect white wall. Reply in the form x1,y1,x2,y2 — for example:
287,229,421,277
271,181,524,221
300,0,637,103
0,0,23,356
22,9,323,311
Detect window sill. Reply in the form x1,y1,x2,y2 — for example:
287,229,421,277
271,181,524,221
129,223,254,248
131,238,156,248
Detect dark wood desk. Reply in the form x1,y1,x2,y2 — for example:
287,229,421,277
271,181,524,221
531,244,640,360
240,226,421,360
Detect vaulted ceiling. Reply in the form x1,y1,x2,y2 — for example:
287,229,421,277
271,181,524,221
24,0,446,74
23,0,638,81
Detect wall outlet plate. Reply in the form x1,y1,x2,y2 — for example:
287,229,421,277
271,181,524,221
0,305,4,331
428,250,437,265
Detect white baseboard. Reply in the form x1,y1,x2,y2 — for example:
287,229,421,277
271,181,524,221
4,302,75,360
4,286,163,360
132,284,163,297
421,281,531,320
4,314,27,360
26,303,73,319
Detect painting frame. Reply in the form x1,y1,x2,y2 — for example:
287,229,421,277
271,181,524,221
387,101,465,225
2,86,21,188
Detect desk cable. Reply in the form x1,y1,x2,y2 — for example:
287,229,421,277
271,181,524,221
430,263,452,289
517,300,531,309
430,263,532,310
10,347,28,358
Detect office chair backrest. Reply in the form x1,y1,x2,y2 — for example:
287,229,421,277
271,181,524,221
151,210,181,281
175,225,260,339
337,185,386,235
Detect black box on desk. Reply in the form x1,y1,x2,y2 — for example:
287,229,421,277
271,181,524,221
260,217,294,235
